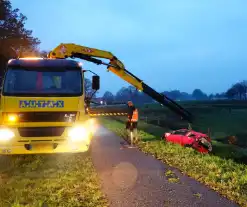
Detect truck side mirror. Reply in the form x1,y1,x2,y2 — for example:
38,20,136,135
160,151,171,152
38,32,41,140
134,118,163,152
92,75,100,90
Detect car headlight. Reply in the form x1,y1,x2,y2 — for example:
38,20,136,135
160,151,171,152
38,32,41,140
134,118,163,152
0,129,15,141
68,126,89,142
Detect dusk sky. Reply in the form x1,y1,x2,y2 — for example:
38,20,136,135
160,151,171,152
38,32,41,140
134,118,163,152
11,0,247,96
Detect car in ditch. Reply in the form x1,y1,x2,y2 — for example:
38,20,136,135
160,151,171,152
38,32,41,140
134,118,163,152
161,129,212,153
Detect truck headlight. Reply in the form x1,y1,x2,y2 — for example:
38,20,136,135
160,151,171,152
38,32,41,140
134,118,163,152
0,129,15,141
7,114,18,123
68,126,89,142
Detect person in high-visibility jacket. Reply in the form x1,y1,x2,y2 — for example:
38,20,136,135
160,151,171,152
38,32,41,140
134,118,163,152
126,101,139,145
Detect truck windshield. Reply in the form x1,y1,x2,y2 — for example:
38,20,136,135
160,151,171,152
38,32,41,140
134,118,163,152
2,68,83,97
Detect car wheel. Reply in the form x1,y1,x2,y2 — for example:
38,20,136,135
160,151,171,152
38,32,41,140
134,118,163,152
161,135,166,141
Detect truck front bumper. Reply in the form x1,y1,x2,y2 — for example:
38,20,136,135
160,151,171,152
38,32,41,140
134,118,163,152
0,141,91,154
0,126,93,155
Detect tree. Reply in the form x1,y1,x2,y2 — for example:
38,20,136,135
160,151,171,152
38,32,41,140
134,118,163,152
84,78,92,97
225,80,247,100
84,78,98,98
162,90,193,101
208,94,214,100
115,87,131,102
226,87,237,99
167,90,181,100
103,91,114,104
234,83,245,100
0,1,6,20
180,92,193,100
0,0,40,76
192,89,208,100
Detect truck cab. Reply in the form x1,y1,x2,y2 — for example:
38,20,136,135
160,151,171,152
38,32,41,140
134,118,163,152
0,57,97,154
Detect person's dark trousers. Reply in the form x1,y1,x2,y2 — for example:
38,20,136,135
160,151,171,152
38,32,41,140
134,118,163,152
125,121,138,145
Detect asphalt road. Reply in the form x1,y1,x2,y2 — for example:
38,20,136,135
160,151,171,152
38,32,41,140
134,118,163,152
91,126,239,207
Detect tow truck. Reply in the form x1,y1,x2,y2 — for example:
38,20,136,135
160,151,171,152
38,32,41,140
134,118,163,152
0,43,193,154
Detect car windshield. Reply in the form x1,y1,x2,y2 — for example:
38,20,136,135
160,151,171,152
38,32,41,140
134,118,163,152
3,68,82,96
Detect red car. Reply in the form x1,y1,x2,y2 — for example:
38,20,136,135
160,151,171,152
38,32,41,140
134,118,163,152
161,129,212,153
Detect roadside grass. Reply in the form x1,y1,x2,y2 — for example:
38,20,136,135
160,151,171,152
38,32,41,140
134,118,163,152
100,118,247,207
0,152,108,207
110,117,247,162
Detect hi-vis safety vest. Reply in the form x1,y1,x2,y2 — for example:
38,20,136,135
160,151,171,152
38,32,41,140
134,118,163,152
131,109,138,122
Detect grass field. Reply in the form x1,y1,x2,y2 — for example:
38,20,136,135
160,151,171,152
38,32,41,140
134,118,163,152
110,115,247,162
140,101,247,148
0,152,108,207
100,118,247,207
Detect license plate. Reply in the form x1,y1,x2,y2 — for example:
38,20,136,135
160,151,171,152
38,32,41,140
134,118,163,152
32,144,52,151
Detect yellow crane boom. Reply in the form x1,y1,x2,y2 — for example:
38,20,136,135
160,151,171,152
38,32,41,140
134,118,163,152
48,43,193,123
48,43,142,89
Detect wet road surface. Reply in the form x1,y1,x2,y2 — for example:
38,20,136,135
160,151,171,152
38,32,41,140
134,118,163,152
91,126,238,207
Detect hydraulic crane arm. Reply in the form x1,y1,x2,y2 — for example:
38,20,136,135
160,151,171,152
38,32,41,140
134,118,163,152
48,43,193,123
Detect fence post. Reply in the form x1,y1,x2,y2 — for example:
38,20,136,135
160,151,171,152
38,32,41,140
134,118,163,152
208,128,211,137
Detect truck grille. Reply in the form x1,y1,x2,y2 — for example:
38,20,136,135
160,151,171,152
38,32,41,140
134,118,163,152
10,112,77,122
18,127,65,137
